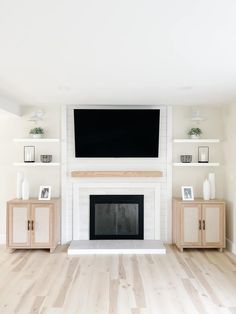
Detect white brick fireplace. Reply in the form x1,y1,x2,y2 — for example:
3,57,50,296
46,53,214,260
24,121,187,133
61,105,172,245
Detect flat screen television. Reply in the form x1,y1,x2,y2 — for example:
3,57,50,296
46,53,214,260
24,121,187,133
74,109,160,158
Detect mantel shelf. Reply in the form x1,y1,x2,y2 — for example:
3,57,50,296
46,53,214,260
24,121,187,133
71,171,163,178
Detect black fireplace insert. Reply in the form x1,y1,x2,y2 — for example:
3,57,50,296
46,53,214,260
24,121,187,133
90,195,144,240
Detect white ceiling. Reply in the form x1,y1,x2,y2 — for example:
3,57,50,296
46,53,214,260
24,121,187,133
0,0,236,106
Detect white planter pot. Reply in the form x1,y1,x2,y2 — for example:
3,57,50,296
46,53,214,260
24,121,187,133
31,134,43,139
190,134,200,139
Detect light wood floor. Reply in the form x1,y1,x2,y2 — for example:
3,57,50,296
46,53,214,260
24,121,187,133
1,245,236,314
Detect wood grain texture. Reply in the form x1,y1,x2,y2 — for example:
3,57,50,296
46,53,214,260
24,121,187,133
71,171,163,178
173,199,226,251
0,245,235,313
7,199,60,252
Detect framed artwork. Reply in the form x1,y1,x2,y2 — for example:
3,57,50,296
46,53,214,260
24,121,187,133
181,186,194,201
38,186,51,200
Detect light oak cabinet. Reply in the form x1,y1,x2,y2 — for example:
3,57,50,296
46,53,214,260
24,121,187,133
173,198,225,252
7,198,60,252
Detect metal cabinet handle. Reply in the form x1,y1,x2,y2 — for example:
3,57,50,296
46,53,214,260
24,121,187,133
31,220,34,231
27,220,30,230
203,220,205,230
199,220,202,230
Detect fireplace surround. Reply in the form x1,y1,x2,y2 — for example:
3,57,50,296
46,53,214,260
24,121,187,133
90,195,144,240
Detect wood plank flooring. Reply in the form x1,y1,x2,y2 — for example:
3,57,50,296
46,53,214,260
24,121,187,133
0,245,236,314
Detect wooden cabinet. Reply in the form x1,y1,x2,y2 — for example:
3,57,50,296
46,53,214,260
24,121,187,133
173,198,225,252
7,198,60,252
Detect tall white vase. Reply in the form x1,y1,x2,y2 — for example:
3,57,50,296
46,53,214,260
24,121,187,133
208,173,216,200
203,179,210,201
16,172,24,199
22,178,30,200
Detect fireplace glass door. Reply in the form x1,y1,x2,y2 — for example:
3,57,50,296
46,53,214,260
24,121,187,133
90,195,144,240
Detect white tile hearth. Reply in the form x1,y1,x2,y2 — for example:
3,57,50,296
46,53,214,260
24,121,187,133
68,240,166,255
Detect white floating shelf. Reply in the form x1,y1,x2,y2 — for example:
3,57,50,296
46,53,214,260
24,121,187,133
13,162,60,167
173,139,220,143
173,162,220,167
13,138,60,143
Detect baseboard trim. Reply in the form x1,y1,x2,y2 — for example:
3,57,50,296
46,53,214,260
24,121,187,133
226,238,236,254
0,234,6,245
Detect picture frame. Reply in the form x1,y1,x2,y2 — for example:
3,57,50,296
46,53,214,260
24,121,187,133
24,146,35,163
181,186,194,201
38,186,51,200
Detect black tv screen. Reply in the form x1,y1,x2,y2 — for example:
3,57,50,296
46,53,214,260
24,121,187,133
74,109,160,158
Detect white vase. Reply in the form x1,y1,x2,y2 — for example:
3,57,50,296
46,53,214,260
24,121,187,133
16,172,24,199
32,134,43,139
208,173,216,199
203,179,210,201
22,178,30,200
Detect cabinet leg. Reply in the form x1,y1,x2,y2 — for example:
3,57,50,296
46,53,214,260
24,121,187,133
178,247,184,252
50,248,55,253
218,248,224,253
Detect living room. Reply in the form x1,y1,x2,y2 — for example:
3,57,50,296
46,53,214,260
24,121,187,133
0,1,236,313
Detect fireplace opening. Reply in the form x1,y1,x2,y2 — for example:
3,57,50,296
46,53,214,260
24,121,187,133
90,195,144,240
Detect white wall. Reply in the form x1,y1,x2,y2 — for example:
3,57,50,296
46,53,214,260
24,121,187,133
0,95,21,116
222,104,236,253
172,105,224,199
0,106,60,242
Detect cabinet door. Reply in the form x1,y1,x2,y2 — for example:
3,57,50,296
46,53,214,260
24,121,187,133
8,204,31,247
180,204,202,246
31,204,53,247
202,204,225,246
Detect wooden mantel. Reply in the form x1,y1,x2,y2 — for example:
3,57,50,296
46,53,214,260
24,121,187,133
71,171,163,178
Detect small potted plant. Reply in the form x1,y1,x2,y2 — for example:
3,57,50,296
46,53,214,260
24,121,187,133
29,127,45,139
187,127,202,139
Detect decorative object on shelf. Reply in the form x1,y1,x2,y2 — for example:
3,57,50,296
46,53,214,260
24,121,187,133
208,173,216,199
39,186,51,200
180,155,192,163
29,127,44,139
24,146,35,163
22,177,30,200
16,171,24,199
198,146,209,163
181,186,194,201
203,178,210,200
187,128,202,139
28,109,45,124
40,155,52,163
191,109,205,123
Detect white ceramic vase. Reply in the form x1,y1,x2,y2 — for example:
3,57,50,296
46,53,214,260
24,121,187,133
203,179,210,201
22,178,30,200
208,173,216,199
16,171,24,199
